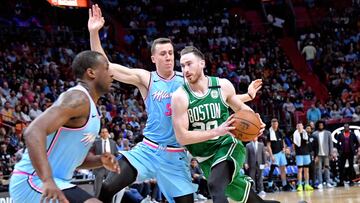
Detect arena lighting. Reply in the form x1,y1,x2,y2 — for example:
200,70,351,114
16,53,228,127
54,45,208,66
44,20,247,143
331,125,360,144
47,0,89,7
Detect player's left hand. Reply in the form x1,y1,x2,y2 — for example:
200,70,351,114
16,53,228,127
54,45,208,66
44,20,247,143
248,79,262,100
101,152,120,173
256,113,265,136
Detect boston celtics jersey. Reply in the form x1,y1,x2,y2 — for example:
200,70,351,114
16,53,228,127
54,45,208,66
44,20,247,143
183,76,231,159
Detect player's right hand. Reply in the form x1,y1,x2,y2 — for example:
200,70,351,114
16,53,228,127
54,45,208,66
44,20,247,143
41,179,69,203
88,4,105,32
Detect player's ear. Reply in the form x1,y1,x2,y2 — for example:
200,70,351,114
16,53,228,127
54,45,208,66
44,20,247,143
86,67,96,79
200,59,205,68
151,55,156,63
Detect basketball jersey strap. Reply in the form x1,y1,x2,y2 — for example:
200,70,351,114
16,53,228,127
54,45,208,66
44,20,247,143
209,76,221,89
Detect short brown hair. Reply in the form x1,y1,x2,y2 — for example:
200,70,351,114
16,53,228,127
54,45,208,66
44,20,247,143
72,50,104,79
151,38,173,55
180,46,205,60
271,118,278,123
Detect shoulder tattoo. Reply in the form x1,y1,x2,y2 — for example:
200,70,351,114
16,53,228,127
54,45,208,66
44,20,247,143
61,91,88,109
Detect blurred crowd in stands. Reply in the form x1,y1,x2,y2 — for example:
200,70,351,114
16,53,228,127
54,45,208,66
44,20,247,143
298,5,360,124
0,0,358,202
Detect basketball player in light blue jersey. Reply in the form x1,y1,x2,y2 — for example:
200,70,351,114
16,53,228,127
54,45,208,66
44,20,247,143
88,5,262,203
9,51,119,203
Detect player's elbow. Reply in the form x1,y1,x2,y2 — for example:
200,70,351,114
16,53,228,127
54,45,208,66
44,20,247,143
176,136,186,146
175,132,187,146
23,124,43,145
23,127,36,146
23,128,30,141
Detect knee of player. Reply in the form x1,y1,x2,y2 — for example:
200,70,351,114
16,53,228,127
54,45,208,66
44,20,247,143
207,180,219,192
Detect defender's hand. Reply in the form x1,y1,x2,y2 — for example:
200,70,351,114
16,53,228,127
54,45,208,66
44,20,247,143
247,79,262,100
88,4,105,32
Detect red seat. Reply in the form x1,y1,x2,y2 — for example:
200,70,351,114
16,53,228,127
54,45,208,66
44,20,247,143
326,118,340,125
294,111,306,124
340,117,352,123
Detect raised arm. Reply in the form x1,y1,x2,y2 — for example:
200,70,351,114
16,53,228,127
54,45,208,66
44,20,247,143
171,88,235,146
220,78,265,134
234,79,262,103
88,4,150,96
220,78,253,112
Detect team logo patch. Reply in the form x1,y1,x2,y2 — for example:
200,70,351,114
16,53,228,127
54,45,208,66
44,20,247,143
211,90,218,99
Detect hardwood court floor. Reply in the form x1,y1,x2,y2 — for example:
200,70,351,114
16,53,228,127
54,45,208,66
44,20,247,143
202,184,360,203
262,185,360,203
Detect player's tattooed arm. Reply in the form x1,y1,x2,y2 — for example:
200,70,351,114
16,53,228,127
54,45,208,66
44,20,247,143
59,90,89,111
25,91,90,187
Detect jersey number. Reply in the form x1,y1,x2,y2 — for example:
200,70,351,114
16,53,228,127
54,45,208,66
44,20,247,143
192,121,219,140
192,120,218,131
165,103,172,116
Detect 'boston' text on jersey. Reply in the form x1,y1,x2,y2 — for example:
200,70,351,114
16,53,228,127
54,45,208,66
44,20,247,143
187,102,221,123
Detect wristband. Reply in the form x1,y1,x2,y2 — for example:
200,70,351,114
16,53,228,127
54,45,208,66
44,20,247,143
247,92,254,99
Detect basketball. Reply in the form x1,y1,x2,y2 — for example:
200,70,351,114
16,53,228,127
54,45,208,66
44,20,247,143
230,110,261,142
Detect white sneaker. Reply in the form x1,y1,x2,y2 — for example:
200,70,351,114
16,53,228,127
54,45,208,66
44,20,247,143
197,194,208,200
194,193,199,201
327,182,335,188
258,191,266,196
317,184,323,189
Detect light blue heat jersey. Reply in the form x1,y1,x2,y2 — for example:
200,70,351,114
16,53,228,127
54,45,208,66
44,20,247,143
10,85,100,197
143,71,184,147
120,71,197,202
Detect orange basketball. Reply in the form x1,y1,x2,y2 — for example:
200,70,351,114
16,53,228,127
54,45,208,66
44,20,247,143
230,110,261,142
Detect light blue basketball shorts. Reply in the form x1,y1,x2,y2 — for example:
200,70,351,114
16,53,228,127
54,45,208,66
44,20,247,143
120,139,197,203
296,155,311,166
9,171,75,203
273,151,287,166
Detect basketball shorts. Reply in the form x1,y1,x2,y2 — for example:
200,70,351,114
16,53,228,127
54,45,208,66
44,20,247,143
273,151,287,166
197,136,252,202
296,155,311,166
10,171,93,203
120,140,197,203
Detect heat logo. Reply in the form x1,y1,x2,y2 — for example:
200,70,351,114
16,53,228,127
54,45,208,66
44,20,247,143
152,90,172,101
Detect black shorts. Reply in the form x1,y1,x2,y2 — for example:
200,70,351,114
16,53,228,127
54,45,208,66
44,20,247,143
63,186,94,203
